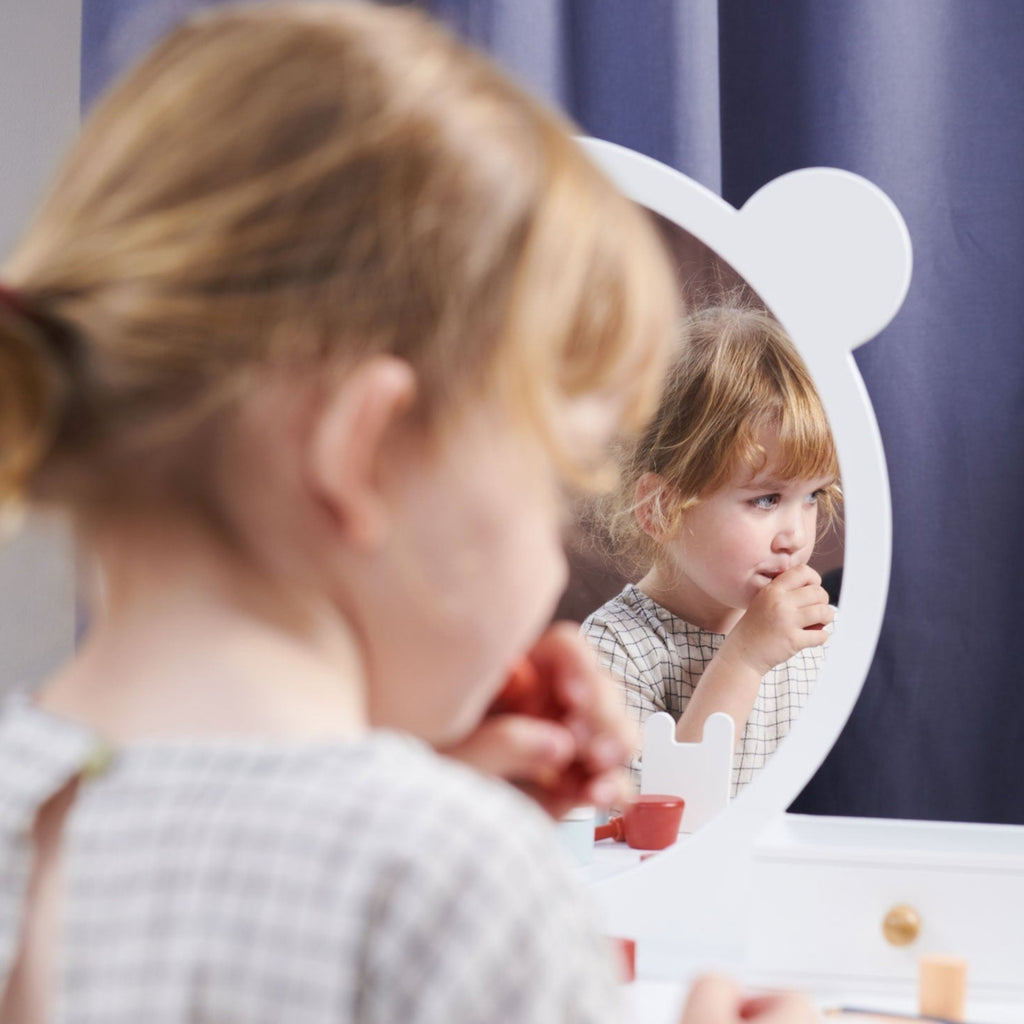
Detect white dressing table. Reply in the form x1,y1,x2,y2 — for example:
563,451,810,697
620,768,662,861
580,816,1024,1023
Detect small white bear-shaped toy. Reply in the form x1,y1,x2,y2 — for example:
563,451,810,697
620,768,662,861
641,711,734,835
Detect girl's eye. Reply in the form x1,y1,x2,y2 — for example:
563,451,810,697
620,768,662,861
751,494,780,510
805,489,825,505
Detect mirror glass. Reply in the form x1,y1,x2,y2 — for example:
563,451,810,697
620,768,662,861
574,138,912,965
559,210,845,798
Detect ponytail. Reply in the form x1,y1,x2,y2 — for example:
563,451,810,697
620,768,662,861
0,285,76,513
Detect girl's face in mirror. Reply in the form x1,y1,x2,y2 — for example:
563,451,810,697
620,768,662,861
655,427,833,633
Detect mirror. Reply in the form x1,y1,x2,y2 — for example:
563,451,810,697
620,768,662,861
560,208,846,801
576,138,912,970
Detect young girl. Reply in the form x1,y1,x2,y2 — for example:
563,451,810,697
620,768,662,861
0,4,815,1023
582,305,840,796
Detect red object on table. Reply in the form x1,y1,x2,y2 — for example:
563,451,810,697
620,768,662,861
608,936,637,982
593,794,685,850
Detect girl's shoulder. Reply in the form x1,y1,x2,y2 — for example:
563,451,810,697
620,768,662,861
0,699,619,1022
581,582,657,633
0,691,558,877
581,583,710,650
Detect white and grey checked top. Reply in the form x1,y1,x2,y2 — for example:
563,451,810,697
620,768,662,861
0,694,621,1024
581,584,826,797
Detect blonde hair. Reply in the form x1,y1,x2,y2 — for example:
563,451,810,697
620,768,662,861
0,2,677,523
605,303,840,574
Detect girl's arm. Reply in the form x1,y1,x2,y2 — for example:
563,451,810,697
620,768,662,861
673,645,765,744
675,564,832,744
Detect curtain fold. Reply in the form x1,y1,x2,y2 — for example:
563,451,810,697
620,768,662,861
81,0,1024,824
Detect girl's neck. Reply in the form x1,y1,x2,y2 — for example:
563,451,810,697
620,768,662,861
37,515,369,745
637,565,744,635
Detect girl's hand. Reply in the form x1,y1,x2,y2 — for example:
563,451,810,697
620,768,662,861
680,975,820,1024
439,622,636,819
721,565,834,678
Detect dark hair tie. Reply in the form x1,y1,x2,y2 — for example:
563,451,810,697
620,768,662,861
0,282,30,317
0,282,82,370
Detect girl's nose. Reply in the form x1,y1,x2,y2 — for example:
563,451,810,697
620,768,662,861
772,509,809,552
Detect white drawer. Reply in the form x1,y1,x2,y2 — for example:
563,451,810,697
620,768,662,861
744,814,1024,1003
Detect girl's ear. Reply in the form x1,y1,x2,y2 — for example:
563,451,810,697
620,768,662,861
306,355,417,549
634,471,675,541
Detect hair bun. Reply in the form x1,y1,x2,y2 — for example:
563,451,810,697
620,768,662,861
0,284,75,511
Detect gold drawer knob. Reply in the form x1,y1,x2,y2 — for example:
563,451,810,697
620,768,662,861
882,904,921,946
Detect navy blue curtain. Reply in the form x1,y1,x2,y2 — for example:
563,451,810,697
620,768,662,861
82,1,1024,824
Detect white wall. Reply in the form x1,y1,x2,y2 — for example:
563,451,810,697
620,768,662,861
0,0,83,693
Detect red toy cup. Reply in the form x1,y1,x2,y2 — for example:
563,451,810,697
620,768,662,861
608,936,636,982
594,794,685,851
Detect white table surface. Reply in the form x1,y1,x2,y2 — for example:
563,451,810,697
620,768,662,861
575,838,1024,1024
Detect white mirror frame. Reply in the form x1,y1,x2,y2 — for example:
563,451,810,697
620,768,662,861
580,138,913,971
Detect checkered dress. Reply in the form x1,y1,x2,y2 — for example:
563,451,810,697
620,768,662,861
581,584,825,796
0,695,620,1023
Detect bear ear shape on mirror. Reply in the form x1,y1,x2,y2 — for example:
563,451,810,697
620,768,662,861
577,138,913,963
737,168,912,354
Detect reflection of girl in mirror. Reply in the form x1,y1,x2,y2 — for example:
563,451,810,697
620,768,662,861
582,305,840,796
0,6,818,1024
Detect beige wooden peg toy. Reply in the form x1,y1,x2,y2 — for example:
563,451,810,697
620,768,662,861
918,953,968,1023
